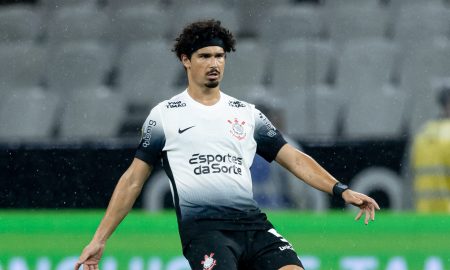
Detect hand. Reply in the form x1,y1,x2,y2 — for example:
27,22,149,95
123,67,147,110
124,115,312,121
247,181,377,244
342,189,380,225
74,240,105,270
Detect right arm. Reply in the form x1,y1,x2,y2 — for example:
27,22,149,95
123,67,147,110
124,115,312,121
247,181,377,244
74,158,152,270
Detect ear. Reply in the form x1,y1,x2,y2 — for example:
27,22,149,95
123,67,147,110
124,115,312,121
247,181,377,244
181,54,191,69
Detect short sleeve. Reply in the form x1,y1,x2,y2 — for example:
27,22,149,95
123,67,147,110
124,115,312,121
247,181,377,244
253,109,287,162
135,106,166,166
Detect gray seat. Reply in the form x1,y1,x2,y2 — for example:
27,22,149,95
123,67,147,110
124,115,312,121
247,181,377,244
0,43,46,91
325,5,389,45
335,38,398,98
236,0,291,36
169,4,239,39
0,87,59,141
283,85,341,139
392,5,449,46
107,4,170,47
271,39,334,95
0,6,42,42
259,5,324,45
59,86,126,139
220,40,268,91
398,39,450,133
46,41,113,95
46,6,109,44
117,40,181,106
342,85,406,139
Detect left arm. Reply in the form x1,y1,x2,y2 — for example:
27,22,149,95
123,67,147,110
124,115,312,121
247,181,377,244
275,144,380,225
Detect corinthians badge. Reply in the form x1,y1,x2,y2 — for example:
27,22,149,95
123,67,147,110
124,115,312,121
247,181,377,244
227,118,246,140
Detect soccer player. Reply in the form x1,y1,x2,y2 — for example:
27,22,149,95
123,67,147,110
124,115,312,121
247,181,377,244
74,20,380,270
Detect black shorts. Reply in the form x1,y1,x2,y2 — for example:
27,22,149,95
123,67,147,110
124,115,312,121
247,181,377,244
182,228,304,270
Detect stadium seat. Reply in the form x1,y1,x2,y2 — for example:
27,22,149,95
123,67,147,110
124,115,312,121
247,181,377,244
283,85,341,139
105,0,161,10
236,0,291,36
0,42,46,90
117,40,181,106
0,87,59,141
258,4,324,44
0,5,42,43
168,4,239,39
58,86,126,139
142,170,172,211
270,39,334,95
325,5,389,45
392,5,449,46
46,41,113,95
342,85,406,139
322,0,380,8
106,4,170,47
335,38,398,97
398,39,450,133
45,5,109,44
220,40,268,91
349,167,404,210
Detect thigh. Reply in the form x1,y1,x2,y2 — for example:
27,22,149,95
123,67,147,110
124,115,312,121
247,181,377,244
183,230,241,270
245,228,304,270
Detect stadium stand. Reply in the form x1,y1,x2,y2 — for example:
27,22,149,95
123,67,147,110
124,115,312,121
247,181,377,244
258,4,325,44
0,42,46,90
58,86,126,139
335,38,398,98
116,40,180,107
45,5,109,45
270,39,334,95
0,87,59,140
0,5,42,42
106,4,170,47
46,41,114,95
324,5,389,45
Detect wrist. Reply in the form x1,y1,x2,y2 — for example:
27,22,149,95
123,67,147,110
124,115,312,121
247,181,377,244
332,182,349,199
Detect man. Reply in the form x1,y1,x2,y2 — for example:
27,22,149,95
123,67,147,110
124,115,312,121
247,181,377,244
412,85,450,212
74,20,379,270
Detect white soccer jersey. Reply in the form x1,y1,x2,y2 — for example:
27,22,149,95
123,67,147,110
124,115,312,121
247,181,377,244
135,90,287,241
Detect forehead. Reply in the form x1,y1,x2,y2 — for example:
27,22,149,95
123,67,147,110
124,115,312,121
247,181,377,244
194,46,225,55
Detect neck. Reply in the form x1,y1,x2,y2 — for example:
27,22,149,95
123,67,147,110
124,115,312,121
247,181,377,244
187,84,221,106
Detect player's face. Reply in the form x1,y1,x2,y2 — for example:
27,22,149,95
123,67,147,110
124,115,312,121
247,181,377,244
183,46,225,89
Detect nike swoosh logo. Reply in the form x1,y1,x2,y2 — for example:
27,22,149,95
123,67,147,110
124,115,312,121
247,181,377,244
178,126,195,134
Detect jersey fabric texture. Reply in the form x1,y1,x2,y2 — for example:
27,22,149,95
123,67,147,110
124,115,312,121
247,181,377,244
135,90,287,246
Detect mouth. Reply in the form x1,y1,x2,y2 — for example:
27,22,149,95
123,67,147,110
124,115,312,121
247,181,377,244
207,71,220,80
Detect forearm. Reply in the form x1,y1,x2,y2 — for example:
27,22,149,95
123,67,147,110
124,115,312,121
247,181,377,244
92,174,143,243
92,160,151,243
276,144,339,194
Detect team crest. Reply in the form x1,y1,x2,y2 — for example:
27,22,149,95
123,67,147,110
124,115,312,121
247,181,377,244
201,253,217,270
227,118,246,140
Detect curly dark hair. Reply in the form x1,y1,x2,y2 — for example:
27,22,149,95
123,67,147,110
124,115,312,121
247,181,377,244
172,19,236,60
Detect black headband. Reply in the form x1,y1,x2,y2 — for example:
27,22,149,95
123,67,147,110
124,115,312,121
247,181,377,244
189,37,225,56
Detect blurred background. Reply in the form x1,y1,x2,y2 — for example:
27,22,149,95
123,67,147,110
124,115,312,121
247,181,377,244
1,0,450,269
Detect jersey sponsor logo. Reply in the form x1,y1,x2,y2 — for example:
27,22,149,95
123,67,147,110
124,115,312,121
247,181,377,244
178,125,195,134
201,253,216,270
166,101,186,108
141,119,157,147
227,118,247,140
279,244,295,251
228,100,246,108
189,153,243,175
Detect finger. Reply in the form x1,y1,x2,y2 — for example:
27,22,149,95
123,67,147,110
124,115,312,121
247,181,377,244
74,262,81,270
364,207,370,225
370,204,375,221
355,208,363,221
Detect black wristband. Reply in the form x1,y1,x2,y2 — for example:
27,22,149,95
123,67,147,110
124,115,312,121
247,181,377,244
332,182,349,199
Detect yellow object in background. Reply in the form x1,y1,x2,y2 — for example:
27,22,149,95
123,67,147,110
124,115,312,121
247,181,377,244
412,120,450,212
